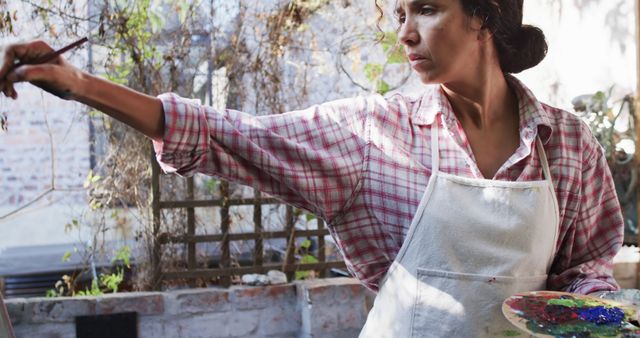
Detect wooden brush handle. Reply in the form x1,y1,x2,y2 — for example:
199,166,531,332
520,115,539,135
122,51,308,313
14,36,88,67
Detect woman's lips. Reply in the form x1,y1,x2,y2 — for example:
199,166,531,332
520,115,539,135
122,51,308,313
407,54,429,69
407,53,426,61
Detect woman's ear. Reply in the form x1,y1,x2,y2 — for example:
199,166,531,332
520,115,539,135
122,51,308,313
469,13,485,31
477,27,493,42
469,11,491,41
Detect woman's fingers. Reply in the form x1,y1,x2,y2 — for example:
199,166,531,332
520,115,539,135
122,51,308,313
1,64,57,100
9,84,17,99
0,40,55,82
6,64,56,86
8,64,75,100
1,66,27,100
0,44,16,82
1,82,13,99
6,65,32,83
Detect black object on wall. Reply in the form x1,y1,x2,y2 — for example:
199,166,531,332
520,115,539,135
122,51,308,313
76,312,137,338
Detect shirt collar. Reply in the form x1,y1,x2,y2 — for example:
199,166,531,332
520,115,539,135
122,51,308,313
411,75,553,144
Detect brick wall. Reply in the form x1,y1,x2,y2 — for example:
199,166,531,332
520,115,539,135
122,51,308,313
0,80,89,208
5,278,374,338
0,85,91,248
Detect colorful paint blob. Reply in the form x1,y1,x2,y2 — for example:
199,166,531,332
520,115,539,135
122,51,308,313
502,291,640,337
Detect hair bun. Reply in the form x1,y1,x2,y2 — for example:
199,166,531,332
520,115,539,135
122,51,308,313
503,25,548,73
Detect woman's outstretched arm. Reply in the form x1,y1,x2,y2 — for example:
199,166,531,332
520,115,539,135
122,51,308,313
0,40,165,141
0,39,374,223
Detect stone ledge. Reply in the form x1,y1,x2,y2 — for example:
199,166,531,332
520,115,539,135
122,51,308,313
170,288,231,315
96,292,164,315
295,277,368,306
31,297,96,323
5,278,371,338
231,284,297,310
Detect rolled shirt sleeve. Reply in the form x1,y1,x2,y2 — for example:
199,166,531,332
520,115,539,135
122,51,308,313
153,93,371,223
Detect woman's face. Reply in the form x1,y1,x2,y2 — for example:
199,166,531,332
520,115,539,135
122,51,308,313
395,0,483,84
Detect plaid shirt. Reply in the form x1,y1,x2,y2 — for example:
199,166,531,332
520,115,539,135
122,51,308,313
153,76,623,294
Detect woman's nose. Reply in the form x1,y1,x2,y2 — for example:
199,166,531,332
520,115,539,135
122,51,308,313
398,18,419,46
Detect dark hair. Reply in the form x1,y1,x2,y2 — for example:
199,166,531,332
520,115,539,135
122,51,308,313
460,0,547,73
376,0,548,74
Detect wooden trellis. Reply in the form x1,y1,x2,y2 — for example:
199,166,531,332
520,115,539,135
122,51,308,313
149,158,346,289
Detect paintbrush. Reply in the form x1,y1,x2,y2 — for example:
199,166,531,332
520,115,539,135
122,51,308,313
13,36,89,68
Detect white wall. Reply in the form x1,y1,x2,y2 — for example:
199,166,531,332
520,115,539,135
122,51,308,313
0,0,91,251
519,0,637,108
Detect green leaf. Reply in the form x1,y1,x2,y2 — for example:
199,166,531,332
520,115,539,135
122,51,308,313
296,23,310,32
300,254,318,264
378,31,398,52
376,31,406,64
593,91,606,102
64,219,79,233
206,179,219,194
376,80,390,95
77,279,103,296
305,213,316,222
89,200,103,210
62,251,72,262
300,239,312,249
295,271,309,280
364,63,383,82
295,254,319,280
100,268,124,293
83,170,101,188
83,171,92,188
387,47,406,64
112,246,132,268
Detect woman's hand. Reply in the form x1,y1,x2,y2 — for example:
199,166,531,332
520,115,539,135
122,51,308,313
0,40,85,100
0,39,165,140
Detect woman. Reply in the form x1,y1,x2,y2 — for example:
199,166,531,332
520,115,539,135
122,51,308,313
0,0,623,336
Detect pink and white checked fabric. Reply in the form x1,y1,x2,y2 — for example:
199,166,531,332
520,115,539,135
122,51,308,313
153,75,623,294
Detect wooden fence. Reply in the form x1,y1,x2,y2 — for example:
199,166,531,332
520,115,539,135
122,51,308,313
149,158,346,289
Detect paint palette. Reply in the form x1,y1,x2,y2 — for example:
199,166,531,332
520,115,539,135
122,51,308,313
503,291,640,337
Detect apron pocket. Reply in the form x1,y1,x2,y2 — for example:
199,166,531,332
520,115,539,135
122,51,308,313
411,268,547,338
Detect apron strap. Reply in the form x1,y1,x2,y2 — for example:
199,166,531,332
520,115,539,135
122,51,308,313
431,115,440,173
536,137,552,182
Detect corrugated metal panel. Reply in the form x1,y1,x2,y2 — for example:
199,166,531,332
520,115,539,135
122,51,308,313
2,271,77,298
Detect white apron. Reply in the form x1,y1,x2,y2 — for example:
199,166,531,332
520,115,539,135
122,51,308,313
359,117,559,337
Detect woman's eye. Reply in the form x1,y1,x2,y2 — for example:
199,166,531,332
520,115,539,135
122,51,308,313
420,7,435,15
420,6,435,15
